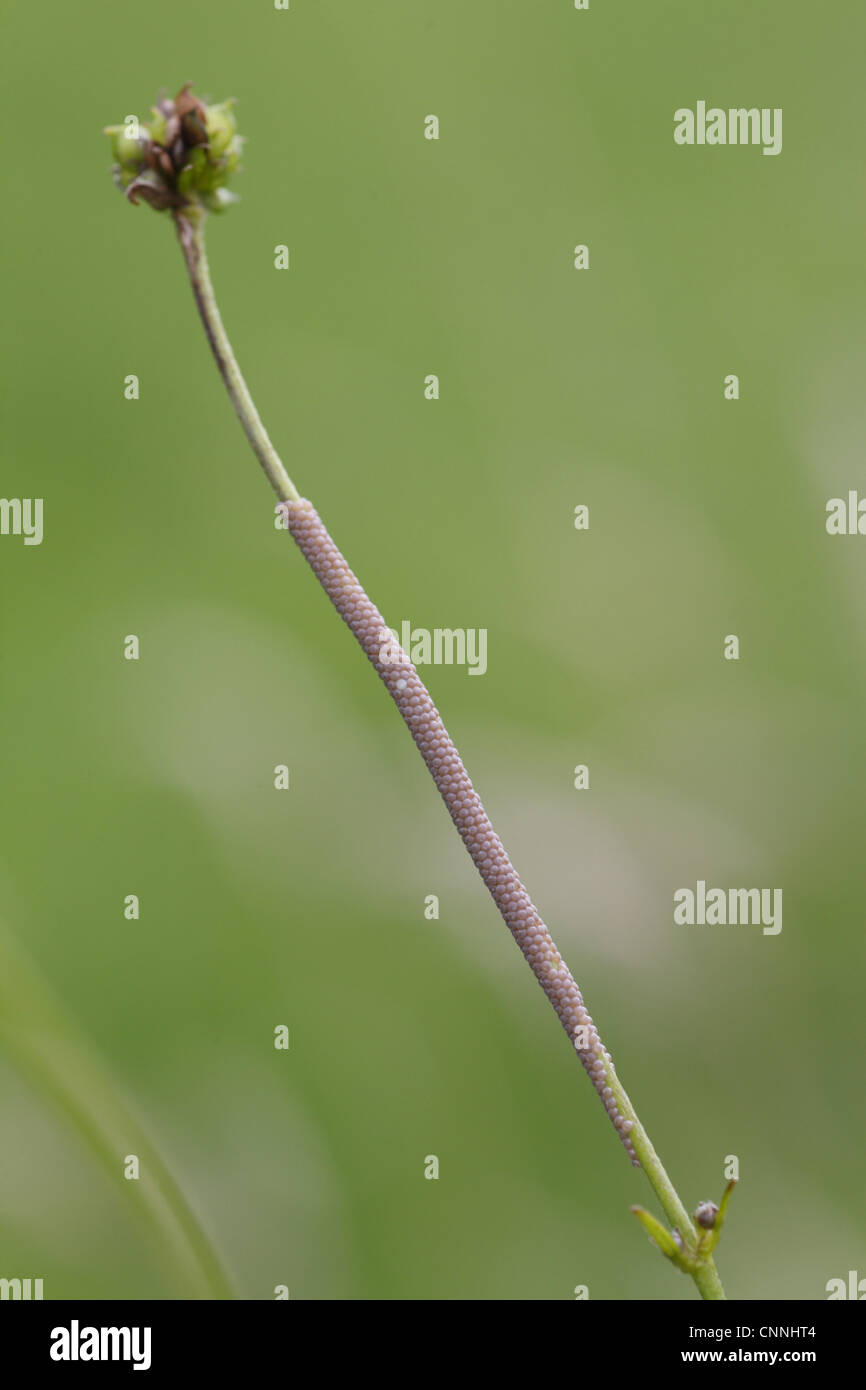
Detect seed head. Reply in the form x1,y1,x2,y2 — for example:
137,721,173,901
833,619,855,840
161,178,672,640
104,84,242,214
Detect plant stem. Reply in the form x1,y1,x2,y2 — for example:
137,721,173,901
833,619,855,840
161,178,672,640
174,212,299,504
173,209,727,1300
0,921,234,1299
607,1067,726,1299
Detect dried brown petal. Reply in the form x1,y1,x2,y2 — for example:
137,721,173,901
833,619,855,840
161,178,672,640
125,172,175,211
173,82,205,121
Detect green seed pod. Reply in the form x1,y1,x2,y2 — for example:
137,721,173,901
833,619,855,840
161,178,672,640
147,107,168,146
103,125,149,175
204,100,238,157
176,145,209,196
223,134,244,175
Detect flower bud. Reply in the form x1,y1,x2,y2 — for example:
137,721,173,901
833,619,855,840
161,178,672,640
105,85,242,215
694,1200,718,1230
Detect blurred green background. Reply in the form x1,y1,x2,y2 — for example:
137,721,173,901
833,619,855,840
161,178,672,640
1,0,864,1300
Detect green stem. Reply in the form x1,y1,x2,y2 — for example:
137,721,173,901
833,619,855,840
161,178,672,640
607,1065,726,1298
174,208,728,1301
0,922,234,1299
606,1066,694,1238
693,1258,727,1301
174,211,299,504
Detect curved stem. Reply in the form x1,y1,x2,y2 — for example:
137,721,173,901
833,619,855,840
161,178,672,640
174,210,728,1300
607,1066,726,1298
606,1067,694,1237
174,212,299,504
0,922,234,1299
